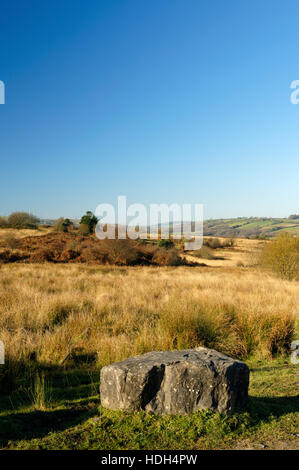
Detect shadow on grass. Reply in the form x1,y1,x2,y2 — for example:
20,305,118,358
250,364,295,372
248,394,299,421
0,363,100,447
0,358,298,448
0,402,98,447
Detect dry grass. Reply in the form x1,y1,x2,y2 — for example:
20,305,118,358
0,227,51,240
187,237,265,267
0,263,297,386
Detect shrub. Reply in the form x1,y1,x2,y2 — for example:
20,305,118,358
0,250,27,262
3,234,20,249
54,218,73,232
80,211,98,234
225,238,235,247
60,249,80,261
204,238,222,249
30,248,55,262
101,239,139,265
166,248,184,266
204,237,235,249
192,246,215,260
79,246,108,264
7,212,39,229
259,233,299,280
158,239,174,249
152,247,183,266
78,223,90,235
0,217,9,228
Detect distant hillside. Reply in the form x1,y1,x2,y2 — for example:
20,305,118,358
38,216,299,239
203,217,299,238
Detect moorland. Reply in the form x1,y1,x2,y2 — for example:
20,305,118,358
0,218,298,450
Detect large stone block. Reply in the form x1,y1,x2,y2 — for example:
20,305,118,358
100,347,249,415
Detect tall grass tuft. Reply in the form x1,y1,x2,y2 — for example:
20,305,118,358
30,371,52,410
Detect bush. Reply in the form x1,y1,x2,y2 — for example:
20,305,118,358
225,238,235,247
30,248,55,262
101,239,139,265
3,234,20,249
54,218,73,232
152,247,183,266
204,237,235,249
166,248,184,266
79,246,108,264
7,212,39,229
78,223,90,235
192,246,215,260
158,239,174,249
259,233,299,280
60,249,80,261
204,238,222,249
80,211,98,234
0,250,27,262
0,217,9,228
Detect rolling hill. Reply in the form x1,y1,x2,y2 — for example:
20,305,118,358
203,216,299,238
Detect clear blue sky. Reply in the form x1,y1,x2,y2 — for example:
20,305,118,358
0,0,298,220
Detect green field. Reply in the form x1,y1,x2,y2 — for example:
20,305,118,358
203,217,299,238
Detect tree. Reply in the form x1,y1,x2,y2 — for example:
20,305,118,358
80,211,98,234
54,217,73,232
7,212,39,229
260,232,299,280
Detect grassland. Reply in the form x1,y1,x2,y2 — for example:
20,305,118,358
0,240,298,449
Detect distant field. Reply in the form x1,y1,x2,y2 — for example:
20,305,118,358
203,217,299,238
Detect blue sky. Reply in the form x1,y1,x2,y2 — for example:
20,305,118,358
0,0,299,220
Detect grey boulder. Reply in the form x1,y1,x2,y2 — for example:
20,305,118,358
100,347,249,415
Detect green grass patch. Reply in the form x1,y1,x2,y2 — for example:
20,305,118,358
0,358,298,450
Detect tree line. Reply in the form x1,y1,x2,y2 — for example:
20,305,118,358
0,211,98,233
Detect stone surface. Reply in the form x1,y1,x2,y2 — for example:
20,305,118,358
100,347,249,415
